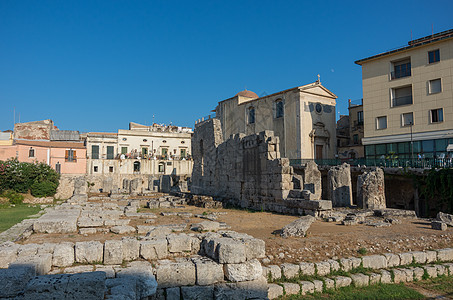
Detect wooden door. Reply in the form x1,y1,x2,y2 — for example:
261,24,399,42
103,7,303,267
315,145,323,159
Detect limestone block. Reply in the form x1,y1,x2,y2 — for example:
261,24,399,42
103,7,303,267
437,248,453,261
402,268,414,282
213,275,267,299
383,253,400,267
362,255,387,269
52,242,75,267
140,239,168,260
299,262,315,275
195,220,221,232
10,253,52,275
37,243,56,255
350,273,369,287
181,285,214,300
18,243,39,257
327,259,340,272
299,281,315,295
63,265,94,274
432,221,447,231
425,250,438,263
167,234,193,253
75,241,103,264
380,270,392,284
281,263,299,279
95,265,115,278
116,261,157,299
411,251,427,264
33,212,78,233
369,272,381,285
23,272,106,300
79,228,97,235
104,240,123,265
357,168,386,209
0,266,36,298
303,161,322,200
412,267,424,281
315,261,331,276
110,225,136,235
122,238,140,261
399,252,414,265
77,217,104,227
435,264,447,276
105,219,130,226
281,282,300,295
281,215,315,238
392,269,407,283
0,242,19,268
244,238,266,260
324,278,335,290
156,260,196,288
436,211,453,226
166,287,180,300
261,266,269,278
328,163,353,207
192,257,224,286
313,280,323,293
216,238,246,264
146,226,173,237
335,276,352,288
224,259,262,282
443,263,453,275
268,265,282,280
267,283,283,299
424,265,438,278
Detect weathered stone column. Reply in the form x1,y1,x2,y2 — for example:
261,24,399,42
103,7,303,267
327,163,353,207
303,161,322,200
357,167,386,209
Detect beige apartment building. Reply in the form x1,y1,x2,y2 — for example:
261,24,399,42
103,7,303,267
337,99,365,159
208,81,337,160
355,29,453,160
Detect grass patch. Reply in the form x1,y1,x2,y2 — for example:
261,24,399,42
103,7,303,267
413,275,453,295
0,204,42,233
281,283,425,299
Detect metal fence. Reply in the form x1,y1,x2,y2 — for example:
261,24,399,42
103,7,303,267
290,158,453,169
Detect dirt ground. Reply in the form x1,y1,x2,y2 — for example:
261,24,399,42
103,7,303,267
23,201,453,265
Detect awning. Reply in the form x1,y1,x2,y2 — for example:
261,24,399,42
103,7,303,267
447,144,453,151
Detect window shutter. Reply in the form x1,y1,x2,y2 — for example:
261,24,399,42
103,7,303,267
65,150,69,160
73,150,77,160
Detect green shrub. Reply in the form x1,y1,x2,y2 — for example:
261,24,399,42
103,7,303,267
358,247,368,255
30,180,57,198
3,190,24,205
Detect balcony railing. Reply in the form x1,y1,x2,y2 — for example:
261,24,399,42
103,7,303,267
392,95,413,107
290,158,453,169
391,68,411,80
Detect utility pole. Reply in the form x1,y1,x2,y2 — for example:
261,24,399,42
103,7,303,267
410,121,414,166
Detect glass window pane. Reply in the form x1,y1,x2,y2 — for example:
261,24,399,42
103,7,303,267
429,79,441,94
376,144,386,155
435,139,448,152
413,141,421,153
398,142,409,154
388,143,397,153
422,140,434,152
366,145,375,156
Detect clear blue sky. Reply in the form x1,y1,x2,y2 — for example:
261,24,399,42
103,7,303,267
1,0,452,133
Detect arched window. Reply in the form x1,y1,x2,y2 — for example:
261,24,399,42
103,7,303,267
248,107,255,124
28,147,35,158
133,161,141,172
275,100,284,118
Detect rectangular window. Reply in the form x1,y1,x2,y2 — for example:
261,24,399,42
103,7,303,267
106,146,114,159
376,144,386,155
365,145,375,156
121,147,128,154
109,166,114,173
357,111,364,125
142,147,148,156
180,148,186,158
93,166,98,172
429,79,442,94
422,140,434,153
391,58,411,79
376,116,387,130
430,108,444,123
398,142,410,154
428,49,440,64
248,107,255,124
161,148,168,158
402,112,414,127
391,86,413,107
91,145,99,159
28,148,35,158
353,134,359,145
65,149,77,162
275,100,284,118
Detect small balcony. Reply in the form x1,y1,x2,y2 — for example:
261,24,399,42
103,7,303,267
391,68,411,80
392,95,413,107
